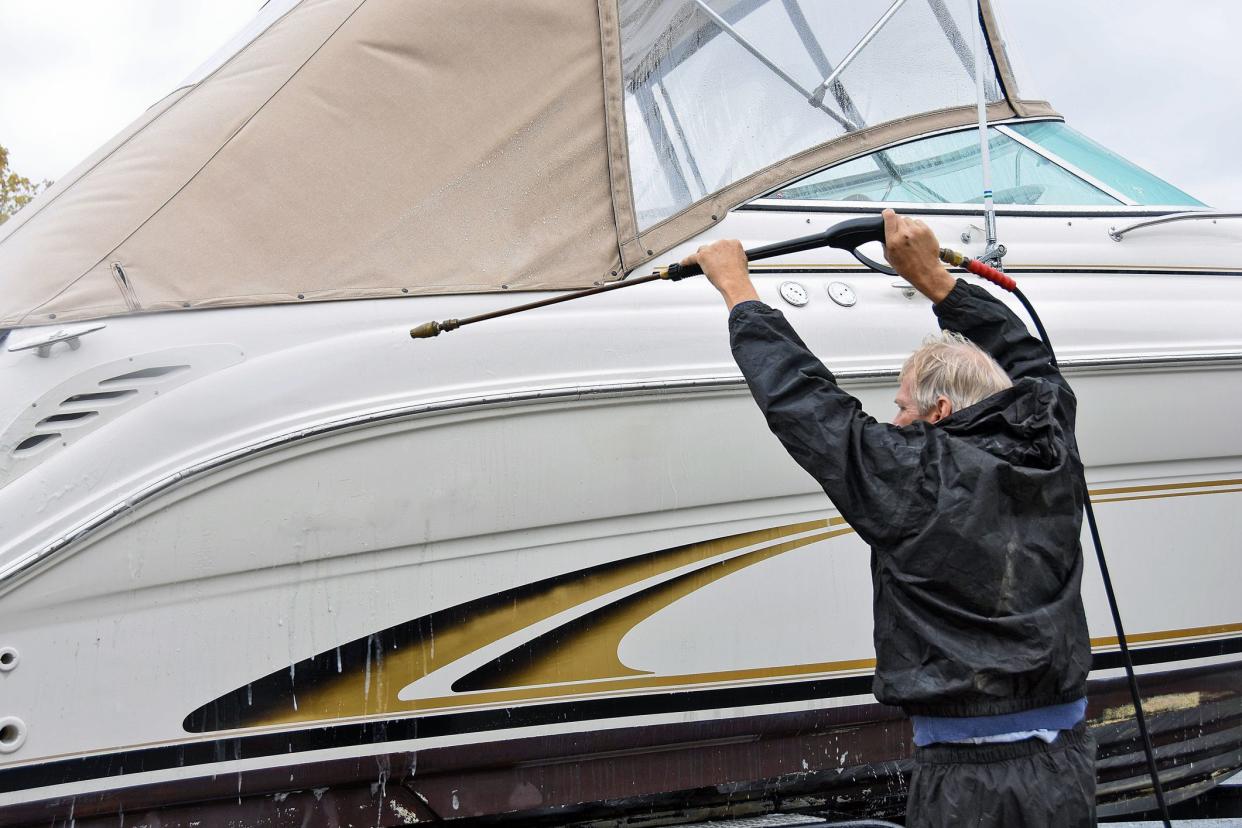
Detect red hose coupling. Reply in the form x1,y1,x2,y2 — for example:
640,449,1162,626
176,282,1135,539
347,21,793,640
939,247,1017,292
965,258,1017,292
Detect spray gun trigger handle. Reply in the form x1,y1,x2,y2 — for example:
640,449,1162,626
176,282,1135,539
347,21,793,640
850,247,897,276
819,215,895,275
823,215,886,253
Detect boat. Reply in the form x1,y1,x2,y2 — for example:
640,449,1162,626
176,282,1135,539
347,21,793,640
1,0,1239,824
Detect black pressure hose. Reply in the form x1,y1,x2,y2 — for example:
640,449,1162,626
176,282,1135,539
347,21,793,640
845,226,1172,825
942,247,1172,827
1007,285,1173,827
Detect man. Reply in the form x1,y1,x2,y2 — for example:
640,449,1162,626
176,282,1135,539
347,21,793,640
681,210,1095,827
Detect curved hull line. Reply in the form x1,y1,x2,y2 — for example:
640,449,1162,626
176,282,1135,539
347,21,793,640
3,362,1240,593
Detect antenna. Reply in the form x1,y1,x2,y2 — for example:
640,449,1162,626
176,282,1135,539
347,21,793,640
972,0,1000,264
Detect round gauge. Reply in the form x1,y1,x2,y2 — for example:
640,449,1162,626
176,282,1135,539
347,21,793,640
779,281,810,307
828,282,857,307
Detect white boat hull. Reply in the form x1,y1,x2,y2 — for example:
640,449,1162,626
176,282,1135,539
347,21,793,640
2,209,1240,823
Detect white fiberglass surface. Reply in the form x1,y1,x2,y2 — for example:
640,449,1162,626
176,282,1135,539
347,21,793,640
771,126,1122,205
621,0,1004,228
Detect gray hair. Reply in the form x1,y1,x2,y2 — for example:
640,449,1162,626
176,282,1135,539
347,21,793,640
901,331,1013,414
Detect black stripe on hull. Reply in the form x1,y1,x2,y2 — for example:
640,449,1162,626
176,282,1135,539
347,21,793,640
2,635,1240,796
1093,636,1242,670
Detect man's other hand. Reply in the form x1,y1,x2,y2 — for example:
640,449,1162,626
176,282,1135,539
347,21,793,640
681,239,760,310
882,209,956,304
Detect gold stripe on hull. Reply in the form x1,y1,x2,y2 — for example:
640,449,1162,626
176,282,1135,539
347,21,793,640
186,478,1239,731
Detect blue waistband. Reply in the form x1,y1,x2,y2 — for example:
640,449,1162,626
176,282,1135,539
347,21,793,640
911,697,1087,747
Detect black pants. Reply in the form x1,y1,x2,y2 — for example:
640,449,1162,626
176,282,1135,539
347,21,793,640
905,722,1096,828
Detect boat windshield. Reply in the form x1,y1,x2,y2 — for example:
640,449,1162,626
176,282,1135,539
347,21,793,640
621,0,1006,229
768,122,1206,207
1007,122,1205,207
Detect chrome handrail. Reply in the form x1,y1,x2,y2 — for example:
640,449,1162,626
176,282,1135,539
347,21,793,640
1109,211,1242,241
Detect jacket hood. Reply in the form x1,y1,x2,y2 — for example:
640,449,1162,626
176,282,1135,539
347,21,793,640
937,377,1068,471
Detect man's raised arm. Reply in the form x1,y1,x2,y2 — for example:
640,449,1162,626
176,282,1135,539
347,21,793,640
682,239,927,548
880,209,1066,390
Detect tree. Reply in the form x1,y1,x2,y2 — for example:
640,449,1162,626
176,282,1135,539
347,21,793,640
1,144,51,226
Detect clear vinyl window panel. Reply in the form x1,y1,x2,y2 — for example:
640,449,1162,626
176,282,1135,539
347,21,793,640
771,128,1122,205
620,0,1005,229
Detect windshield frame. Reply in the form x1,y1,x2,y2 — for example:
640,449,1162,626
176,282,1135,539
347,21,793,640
746,117,1211,214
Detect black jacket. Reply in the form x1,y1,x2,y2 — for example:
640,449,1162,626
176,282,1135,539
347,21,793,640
728,279,1091,717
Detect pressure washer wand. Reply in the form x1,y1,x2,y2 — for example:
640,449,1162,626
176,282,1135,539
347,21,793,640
408,274,664,339
409,217,893,339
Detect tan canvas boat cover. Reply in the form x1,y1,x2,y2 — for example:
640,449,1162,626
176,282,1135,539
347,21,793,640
0,0,1049,327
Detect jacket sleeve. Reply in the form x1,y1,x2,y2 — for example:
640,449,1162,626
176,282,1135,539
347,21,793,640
933,279,1077,428
728,301,929,547
933,279,1066,388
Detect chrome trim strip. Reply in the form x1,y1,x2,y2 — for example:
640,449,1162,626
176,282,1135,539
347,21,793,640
993,124,1137,206
743,199,1198,216
1109,212,1242,241
0,376,743,591
1064,352,1242,371
749,115,1211,213
4,351,1241,590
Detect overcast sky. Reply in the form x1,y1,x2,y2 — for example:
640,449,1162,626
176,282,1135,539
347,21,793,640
1,0,1239,208
994,0,1241,208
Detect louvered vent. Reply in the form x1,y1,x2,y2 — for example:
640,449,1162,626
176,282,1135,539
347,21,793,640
62,389,138,405
36,411,98,426
13,433,60,456
8,364,192,462
99,365,188,385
